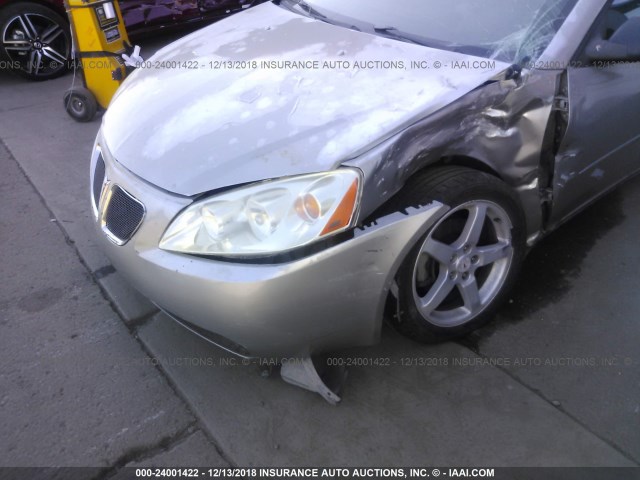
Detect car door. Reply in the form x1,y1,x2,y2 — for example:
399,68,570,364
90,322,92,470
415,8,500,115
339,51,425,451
118,0,148,31
198,0,256,16
119,0,200,32
549,0,640,226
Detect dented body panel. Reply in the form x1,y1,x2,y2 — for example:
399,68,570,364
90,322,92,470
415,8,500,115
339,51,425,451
103,0,620,242
92,137,448,357
93,0,640,359
344,69,563,238
549,63,640,227
103,3,511,198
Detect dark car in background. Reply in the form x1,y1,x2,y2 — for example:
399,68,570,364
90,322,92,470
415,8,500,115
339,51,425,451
0,0,263,80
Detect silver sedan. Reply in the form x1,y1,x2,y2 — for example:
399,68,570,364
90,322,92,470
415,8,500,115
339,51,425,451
91,0,640,400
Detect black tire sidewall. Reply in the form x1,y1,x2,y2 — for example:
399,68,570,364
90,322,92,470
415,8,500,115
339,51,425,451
64,87,97,122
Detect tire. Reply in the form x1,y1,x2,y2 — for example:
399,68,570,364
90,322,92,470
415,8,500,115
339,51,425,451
392,166,526,343
64,87,97,122
0,2,71,80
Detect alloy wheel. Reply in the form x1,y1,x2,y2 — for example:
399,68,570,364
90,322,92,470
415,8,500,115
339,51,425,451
412,200,514,328
2,12,69,78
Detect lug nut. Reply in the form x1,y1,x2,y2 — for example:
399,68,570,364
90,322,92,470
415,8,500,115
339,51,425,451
471,255,479,264
463,244,470,252
449,272,457,281
462,273,469,280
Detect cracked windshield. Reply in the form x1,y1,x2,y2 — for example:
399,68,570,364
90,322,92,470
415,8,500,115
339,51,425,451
284,0,579,62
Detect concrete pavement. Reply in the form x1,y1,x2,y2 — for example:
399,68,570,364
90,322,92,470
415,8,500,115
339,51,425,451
0,32,639,470
0,141,228,469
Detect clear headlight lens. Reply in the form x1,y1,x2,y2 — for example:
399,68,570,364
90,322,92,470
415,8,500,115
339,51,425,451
159,169,362,257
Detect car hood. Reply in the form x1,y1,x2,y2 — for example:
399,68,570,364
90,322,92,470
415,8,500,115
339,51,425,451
102,2,509,197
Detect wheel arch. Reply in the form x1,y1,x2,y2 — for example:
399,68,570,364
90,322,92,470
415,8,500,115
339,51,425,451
433,154,505,181
400,151,539,243
365,152,511,222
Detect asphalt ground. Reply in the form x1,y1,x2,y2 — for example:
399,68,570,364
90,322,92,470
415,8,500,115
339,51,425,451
0,30,639,472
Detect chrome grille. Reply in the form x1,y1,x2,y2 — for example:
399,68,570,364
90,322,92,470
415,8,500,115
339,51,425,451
103,185,145,244
92,153,105,210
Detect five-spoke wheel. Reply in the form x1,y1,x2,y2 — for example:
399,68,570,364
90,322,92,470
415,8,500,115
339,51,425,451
393,166,525,342
412,201,513,328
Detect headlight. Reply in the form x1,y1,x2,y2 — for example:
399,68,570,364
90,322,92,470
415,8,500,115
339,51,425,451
159,169,362,257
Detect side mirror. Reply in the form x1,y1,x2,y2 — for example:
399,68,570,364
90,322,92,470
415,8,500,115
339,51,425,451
585,40,640,61
586,17,640,62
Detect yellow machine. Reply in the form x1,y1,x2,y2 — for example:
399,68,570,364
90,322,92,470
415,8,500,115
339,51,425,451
63,0,137,122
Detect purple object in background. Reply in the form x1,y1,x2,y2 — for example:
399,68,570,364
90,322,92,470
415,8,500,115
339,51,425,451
0,0,266,80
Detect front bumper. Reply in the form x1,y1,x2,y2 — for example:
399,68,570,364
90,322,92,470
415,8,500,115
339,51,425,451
92,143,447,358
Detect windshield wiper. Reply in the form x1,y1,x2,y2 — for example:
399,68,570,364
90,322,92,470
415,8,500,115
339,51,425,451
374,26,493,57
294,0,328,20
276,0,361,31
276,0,328,20
373,26,433,47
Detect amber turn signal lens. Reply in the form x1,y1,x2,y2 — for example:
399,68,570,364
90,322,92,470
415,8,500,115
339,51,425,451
320,179,359,236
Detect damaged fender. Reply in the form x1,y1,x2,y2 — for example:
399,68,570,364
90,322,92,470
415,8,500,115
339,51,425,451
346,69,565,242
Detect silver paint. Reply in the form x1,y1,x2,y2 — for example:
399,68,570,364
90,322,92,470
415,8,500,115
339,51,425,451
102,2,510,196
93,0,640,359
93,137,447,357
